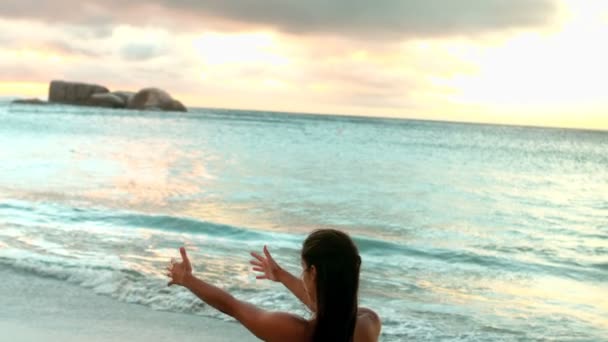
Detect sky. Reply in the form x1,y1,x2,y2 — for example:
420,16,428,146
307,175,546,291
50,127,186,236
0,0,607,130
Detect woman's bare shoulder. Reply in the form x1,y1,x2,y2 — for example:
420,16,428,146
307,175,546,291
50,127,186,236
355,307,382,341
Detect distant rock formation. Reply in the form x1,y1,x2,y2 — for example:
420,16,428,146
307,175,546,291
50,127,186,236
127,88,184,111
49,81,109,105
11,80,187,112
126,88,168,110
170,99,187,112
86,93,125,108
111,91,135,104
12,98,49,105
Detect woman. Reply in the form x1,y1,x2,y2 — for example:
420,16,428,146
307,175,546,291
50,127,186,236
166,229,381,341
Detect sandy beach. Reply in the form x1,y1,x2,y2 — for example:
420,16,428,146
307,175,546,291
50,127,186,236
0,267,257,342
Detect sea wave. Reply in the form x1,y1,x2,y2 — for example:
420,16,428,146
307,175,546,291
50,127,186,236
2,199,605,284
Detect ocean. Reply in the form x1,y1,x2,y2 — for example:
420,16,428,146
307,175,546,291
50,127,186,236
0,101,606,341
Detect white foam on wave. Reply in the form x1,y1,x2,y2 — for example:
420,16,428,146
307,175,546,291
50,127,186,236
0,201,409,340
0,246,237,316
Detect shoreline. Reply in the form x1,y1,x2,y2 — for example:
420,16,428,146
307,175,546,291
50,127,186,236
0,266,257,342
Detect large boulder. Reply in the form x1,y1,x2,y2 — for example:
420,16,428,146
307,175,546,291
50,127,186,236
49,80,109,105
86,93,126,108
127,88,187,112
169,100,187,112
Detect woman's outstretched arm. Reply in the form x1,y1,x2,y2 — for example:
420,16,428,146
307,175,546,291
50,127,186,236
250,246,314,311
167,247,309,342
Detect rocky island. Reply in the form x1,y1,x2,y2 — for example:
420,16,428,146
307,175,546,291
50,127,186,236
12,80,187,112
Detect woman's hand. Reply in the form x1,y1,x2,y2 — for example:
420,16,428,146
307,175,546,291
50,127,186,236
250,245,282,282
251,246,314,310
167,247,193,287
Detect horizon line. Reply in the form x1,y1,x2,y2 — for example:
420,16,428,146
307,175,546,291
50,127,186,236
1,96,606,133
187,105,608,134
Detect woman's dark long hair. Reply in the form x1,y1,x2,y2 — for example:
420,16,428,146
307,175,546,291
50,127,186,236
302,229,361,342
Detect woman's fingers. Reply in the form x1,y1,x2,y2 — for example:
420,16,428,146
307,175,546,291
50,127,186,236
256,275,268,280
179,247,191,269
263,245,274,261
250,251,265,263
252,266,264,272
250,260,263,267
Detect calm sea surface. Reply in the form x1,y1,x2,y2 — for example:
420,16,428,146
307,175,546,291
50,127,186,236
1,102,606,341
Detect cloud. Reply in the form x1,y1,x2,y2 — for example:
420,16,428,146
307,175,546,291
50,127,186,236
171,0,559,38
0,19,107,57
0,0,558,39
64,24,114,40
120,43,166,61
45,40,101,57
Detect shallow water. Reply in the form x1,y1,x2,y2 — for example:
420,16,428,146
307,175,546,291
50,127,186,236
1,102,607,341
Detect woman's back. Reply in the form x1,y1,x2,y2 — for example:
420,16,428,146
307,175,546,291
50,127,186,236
354,308,382,342
290,308,381,342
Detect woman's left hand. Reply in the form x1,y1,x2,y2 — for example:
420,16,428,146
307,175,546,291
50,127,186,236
166,247,193,287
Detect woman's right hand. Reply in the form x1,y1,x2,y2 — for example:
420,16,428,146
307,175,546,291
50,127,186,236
250,245,282,282
167,247,193,287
